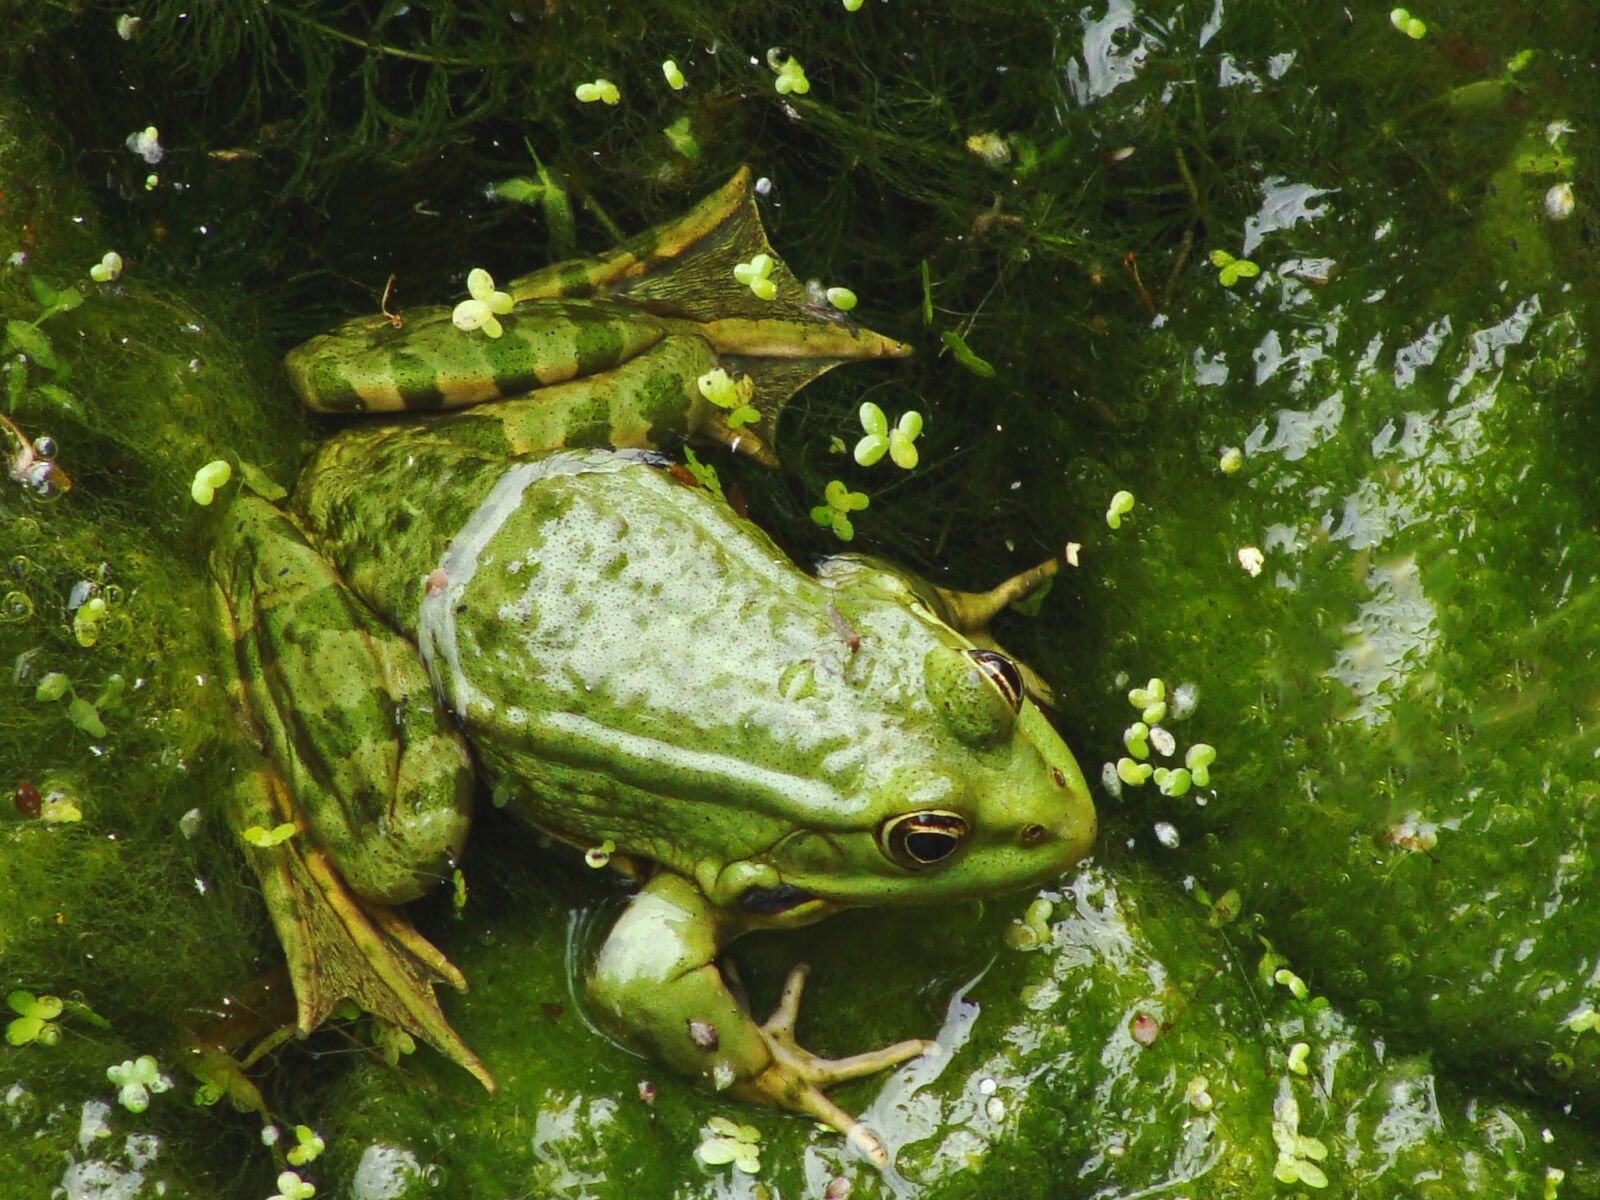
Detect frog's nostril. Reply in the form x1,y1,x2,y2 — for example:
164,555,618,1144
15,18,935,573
1020,823,1048,846
1050,767,1067,788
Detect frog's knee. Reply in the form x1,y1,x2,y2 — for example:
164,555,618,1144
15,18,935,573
321,739,474,905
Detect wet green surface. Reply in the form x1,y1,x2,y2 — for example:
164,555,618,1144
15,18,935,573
4,1,1600,1196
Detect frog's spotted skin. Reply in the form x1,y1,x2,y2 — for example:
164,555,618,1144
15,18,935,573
212,169,1095,1166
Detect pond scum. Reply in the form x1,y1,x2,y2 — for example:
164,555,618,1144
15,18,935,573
4,1,1600,1197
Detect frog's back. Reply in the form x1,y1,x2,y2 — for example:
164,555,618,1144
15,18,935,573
294,425,959,872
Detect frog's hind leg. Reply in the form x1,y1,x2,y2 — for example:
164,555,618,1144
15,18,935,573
510,167,912,463
210,495,493,1091
222,758,492,1092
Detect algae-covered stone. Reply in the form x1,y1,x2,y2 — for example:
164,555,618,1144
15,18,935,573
299,856,1600,1196
0,81,303,1200
1053,182,1600,1111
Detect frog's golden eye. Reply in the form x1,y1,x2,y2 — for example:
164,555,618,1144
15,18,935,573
880,810,968,869
968,649,1024,712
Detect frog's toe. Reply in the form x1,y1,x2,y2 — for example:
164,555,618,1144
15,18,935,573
743,962,934,1166
759,965,932,1083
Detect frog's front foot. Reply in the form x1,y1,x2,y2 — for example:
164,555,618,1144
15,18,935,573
735,963,933,1167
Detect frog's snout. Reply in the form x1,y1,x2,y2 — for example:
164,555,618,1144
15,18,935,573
1032,765,1097,872
1049,794,1097,870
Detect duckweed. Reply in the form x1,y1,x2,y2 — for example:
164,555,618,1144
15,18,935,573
824,285,857,310
5,991,63,1046
771,55,809,97
1105,490,1136,529
88,250,122,282
810,479,869,541
853,401,922,469
696,367,759,427
266,1170,317,1200
1122,722,1150,758
732,253,777,300
1209,249,1260,286
107,1054,173,1113
190,458,232,505
1388,7,1427,38
452,268,514,338
696,1115,762,1173
241,822,297,848
285,1125,325,1166
574,79,621,105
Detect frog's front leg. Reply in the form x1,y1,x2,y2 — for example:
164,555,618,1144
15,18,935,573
587,872,932,1166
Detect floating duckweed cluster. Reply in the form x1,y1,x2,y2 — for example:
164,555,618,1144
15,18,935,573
1271,1117,1330,1187
574,78,621,106
1005,895,1055,950
190,459,233,505
107,1054,174,1113
285,1125,326,1167
853,402,922,469
89,251,124,282
696,368,760,428
732,253,778,301
1273,968,1310,1002
1106,674,1220,834
266,1170,317,1200
1209,249,1260,287
452,269,515,338
1286,1041,1311,1075
769,54,810,97
696,1116,763,1173
1388,7,1428,39
241,822,297,848
6,991,63,1046
1567,1007,1600,1035
1104,490,1135,529
810,479,870,541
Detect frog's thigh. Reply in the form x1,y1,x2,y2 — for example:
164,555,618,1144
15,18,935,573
211,495,473,905
442,334,718,456
587,872,771,1087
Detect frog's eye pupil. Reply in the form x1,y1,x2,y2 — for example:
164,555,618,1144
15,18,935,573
906,830,955,862
880,810,968,869
968,649,1023,712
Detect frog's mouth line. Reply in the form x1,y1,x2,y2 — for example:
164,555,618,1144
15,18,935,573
738,884,817,915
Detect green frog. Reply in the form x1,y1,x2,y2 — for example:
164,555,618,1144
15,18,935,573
208,169,1096,1164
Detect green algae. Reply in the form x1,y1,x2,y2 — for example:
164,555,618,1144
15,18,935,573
295,852,1600,1197
3,0,1600,1195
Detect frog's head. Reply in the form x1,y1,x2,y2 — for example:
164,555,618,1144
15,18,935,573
762,642,1096,911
